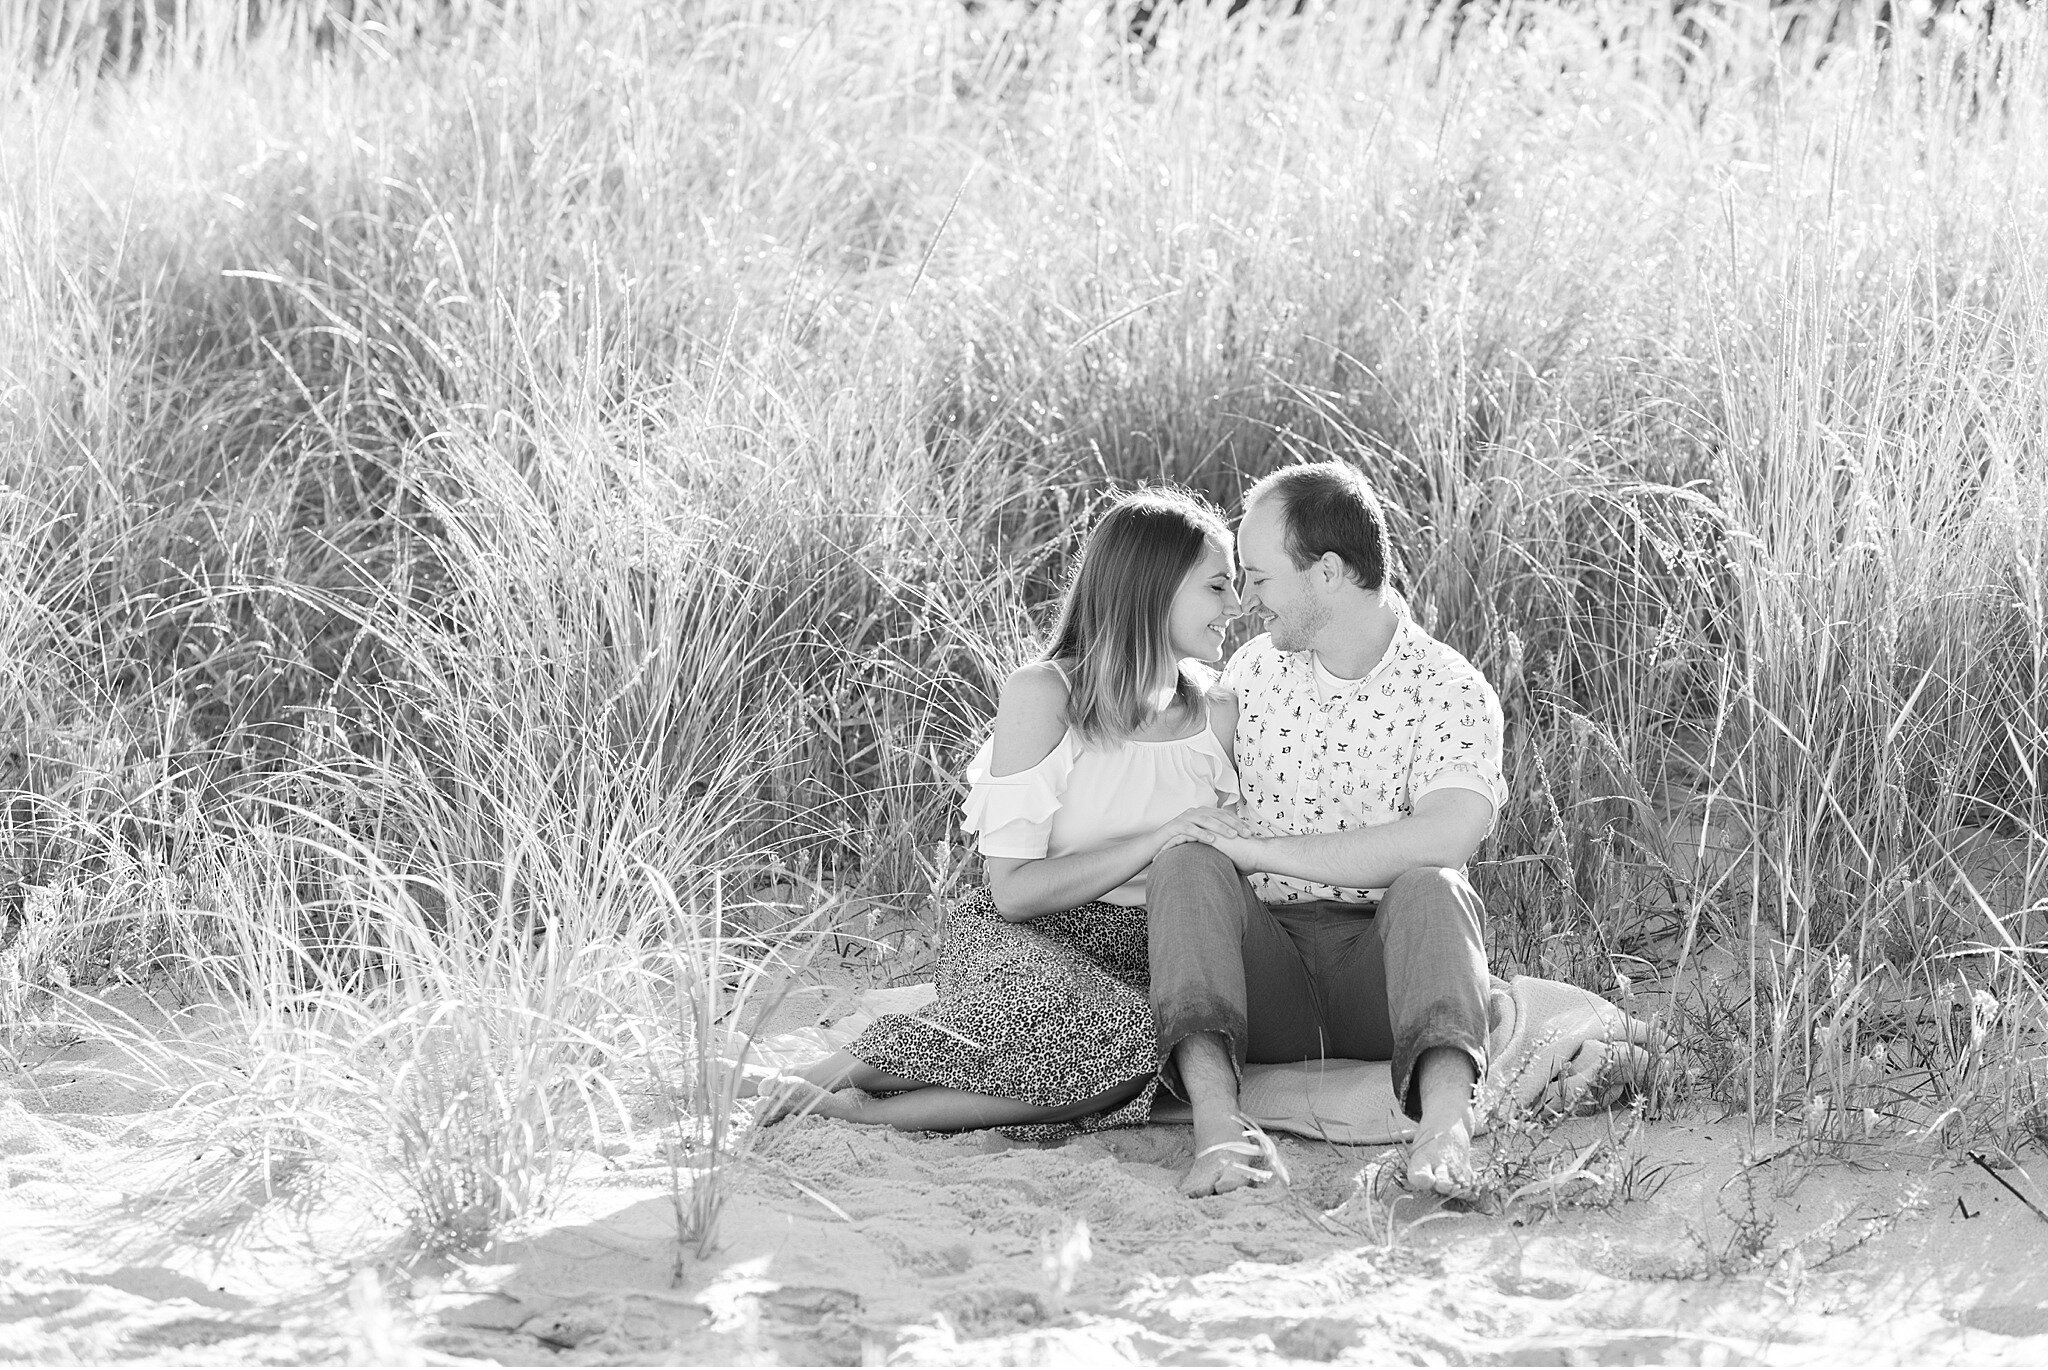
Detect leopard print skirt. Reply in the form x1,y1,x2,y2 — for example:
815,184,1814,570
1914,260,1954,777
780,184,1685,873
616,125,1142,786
843,886,1158,1139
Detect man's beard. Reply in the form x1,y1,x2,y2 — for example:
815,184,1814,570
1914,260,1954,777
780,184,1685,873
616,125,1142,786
1266,597,1329,653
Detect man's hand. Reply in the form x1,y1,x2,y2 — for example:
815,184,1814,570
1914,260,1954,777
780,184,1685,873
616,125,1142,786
1195,831,1267,872
1226,789,1494,891
1151,805,1257,857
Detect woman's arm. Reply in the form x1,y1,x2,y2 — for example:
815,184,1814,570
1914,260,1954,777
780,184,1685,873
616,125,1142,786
985,837,1167,922
986,805,1250,920
978,665,1247,921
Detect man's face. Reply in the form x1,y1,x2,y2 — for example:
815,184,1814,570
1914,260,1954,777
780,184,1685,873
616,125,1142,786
1237,499,1328,653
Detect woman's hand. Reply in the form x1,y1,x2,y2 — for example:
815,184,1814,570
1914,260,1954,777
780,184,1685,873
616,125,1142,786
1151,805,1258,856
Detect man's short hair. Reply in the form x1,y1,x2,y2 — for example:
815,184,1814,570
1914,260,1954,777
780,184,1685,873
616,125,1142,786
1245,461,1393,591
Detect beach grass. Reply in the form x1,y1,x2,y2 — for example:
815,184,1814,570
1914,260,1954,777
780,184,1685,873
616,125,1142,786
2,0,2044,1255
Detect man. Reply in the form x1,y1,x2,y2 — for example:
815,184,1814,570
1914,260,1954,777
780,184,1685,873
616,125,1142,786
1150,461,1505,1198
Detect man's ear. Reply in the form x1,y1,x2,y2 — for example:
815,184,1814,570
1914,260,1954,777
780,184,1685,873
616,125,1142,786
1316,551,1347,588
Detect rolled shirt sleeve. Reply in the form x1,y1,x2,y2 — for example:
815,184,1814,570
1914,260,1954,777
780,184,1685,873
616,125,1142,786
1408,662,1507,819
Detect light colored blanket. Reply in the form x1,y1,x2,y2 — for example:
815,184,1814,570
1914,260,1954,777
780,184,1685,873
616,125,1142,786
1230,974,1661,1145
746,975,1658,1145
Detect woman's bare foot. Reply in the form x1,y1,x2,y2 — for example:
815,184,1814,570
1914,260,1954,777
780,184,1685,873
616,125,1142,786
756,1075,865,1126
732,1068,778,1100
736,1050,870,1103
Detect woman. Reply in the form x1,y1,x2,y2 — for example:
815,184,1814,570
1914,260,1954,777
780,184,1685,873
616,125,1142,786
758,487,1252,1136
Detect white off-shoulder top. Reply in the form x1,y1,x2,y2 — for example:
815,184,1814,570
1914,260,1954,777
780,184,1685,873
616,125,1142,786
961,715,1240,907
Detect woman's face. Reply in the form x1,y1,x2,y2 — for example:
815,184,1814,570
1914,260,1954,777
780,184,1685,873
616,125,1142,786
1166,540,1241,663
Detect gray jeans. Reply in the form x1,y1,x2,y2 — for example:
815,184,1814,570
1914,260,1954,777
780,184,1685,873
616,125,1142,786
1146,843,1490,1119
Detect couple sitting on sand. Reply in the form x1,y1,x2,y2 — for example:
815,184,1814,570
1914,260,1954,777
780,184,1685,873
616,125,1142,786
763,462,1502,1198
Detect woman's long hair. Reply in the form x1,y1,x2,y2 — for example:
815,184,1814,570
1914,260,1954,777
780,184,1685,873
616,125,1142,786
1044,487,1231,745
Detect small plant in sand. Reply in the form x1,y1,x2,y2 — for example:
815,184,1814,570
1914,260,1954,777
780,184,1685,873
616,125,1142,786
73,838,658,1253
1038,1216,1094,1319
1320,1102,1672,1249
1453,1100,1678,1221
643,872,827,1272
72,830,840,1262
1625,1144,1928,1284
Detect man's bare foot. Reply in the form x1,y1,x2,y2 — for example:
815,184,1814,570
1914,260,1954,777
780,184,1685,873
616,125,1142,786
1405,1046,1480,1195
756,1075,865,1126
1171,1033,1278,1197
1180,1110,1270,1197
1406,1112,1474,1194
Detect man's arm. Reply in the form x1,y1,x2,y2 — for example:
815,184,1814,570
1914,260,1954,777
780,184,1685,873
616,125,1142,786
1203,787,1495,887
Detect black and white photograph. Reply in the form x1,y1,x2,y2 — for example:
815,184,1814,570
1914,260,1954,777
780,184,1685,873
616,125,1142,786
2,0,2045,1363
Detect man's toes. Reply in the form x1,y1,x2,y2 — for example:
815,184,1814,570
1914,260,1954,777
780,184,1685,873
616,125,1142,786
1405,1142,1467,1195
1180,1153,1258,1198
1407,1154,1469,1195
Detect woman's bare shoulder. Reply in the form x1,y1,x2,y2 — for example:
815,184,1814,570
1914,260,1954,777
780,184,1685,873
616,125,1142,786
989,660,1071,775
998,660,1075,723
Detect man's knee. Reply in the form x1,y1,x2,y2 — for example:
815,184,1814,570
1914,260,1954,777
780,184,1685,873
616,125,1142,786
1386,864,1457,897
1147,843,1248,939
1149,841,1240,892
1381,865,1480,920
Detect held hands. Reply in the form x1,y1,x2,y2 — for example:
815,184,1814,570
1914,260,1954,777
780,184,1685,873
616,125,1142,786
1152,805,1264,869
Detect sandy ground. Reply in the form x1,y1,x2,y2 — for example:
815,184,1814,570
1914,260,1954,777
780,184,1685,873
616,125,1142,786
5,993,2048,1367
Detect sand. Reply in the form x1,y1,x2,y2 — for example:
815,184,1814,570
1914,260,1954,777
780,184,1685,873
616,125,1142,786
4,990,2047,1367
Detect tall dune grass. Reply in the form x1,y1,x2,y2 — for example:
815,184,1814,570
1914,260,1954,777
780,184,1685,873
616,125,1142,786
3,0,2045,1252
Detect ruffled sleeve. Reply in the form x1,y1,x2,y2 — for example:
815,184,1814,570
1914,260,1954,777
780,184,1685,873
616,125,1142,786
961,733,1076,859
1194,727,1242,807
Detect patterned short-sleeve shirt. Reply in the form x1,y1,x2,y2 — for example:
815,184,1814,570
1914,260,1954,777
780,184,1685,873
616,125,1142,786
1220,614,1507,905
